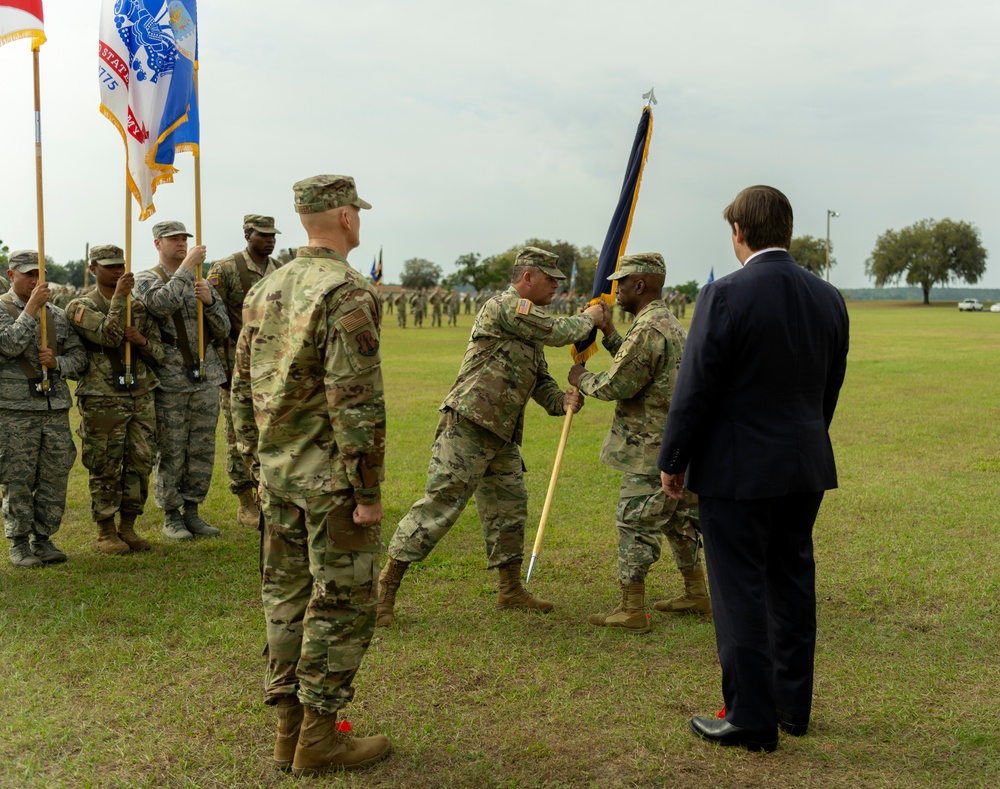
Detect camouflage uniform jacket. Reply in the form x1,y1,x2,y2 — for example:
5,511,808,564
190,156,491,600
442,286,595,445
206,250,282,374
134,264,230,392
231,247,386,504
575,300,686,476
66,289,164,397
0,292,87,411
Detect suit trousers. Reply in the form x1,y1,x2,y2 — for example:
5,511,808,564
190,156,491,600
698,491,824,731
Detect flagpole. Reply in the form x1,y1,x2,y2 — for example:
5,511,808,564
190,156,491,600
526,395,576,583
31,45,49,392
193,64,205,380
84,242,90,289
124,182,133,382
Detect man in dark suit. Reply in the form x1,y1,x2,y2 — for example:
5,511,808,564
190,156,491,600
658,185,849,752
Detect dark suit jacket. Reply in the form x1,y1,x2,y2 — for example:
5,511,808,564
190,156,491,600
658,250,849,500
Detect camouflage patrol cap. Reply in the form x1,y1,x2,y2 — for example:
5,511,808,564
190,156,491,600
293,175,372,215
607,252,665,280
151,220,193,239
243,214,281,234
89,244,126,266
515,246,566,279
7,249,39,273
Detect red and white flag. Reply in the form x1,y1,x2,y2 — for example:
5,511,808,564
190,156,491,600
0,0,45,49
98,0,198,220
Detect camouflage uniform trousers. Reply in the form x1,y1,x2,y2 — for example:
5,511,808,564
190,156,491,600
0,409,76,539
261,487,380,714
396,306,406,328
616,473,702,585
77,394,156,522
388,408,527,569
153,387,219,511
447,307,458,326
431,306,442,327
219,387,254,494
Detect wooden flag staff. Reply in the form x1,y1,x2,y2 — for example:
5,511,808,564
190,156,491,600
31,45,49,392
193,65,205,381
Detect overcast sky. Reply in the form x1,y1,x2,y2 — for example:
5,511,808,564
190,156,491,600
1,0,998,289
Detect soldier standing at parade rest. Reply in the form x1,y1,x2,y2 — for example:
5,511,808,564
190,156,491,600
377,247,609,625
569,253,710,633
134,221,230,541
231,175,390,774
206,214,283,529
0,250,87,567
66,245,163,555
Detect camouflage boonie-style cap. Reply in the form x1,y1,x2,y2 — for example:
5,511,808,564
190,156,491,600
515,246,566,279
151,220,193,239
293,175,372,215
89,244,126,266
243,214,281,234
607,252,665,280
7,249,39,273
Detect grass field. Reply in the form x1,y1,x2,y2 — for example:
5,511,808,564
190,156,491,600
1,300,998,788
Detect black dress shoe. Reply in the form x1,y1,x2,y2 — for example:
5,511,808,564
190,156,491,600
777,713,808,737
688,717,778,753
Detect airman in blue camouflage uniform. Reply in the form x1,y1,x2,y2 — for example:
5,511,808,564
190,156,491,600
1,250,87,567
134,221,230,541
570,253,710,634
377,247,608,626
232,175,391,775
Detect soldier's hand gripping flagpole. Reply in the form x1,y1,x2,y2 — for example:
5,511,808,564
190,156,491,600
528,93,655,582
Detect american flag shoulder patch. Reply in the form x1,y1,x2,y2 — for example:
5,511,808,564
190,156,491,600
516,299,531,315
207,275,219,286
340,308,370,332
73,305,86,323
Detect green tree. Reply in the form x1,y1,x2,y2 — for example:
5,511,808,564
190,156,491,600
674,280,701,303
865,218,988,304
789,235,834,276
400,258,442,289
442,252,504,291
521,238,578,278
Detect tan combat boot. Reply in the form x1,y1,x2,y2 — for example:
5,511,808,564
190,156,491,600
589,583,650,633
117,513,151,552
273,696,304,771
291,707,391,776
497,561,553,613
376,557,409,627
236,487,259,528
96,517,131,555
653,568,712,615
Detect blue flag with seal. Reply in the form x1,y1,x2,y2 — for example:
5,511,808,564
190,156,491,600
571,104,653,364
370,246,383,284
154,0,199,164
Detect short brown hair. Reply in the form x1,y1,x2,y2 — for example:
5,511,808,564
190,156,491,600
722,185,793,251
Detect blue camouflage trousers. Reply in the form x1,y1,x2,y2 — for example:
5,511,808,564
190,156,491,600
0,409,76,539
153,386,219,511
616,473,701,585
388,409,528,569
261,488,380,714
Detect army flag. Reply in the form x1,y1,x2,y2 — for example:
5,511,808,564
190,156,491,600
370,247,383,284
0,0,45,49
571,104,653,364
99,0,199,220
568,259,577,295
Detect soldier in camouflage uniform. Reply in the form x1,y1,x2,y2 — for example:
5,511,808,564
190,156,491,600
395,290,407,328
410,289,426,327
207,214,284,529
463,291,471,315
1,251,87,567
569,253,710,633
134,221,230,541
428,288,442,327
377,247,609,626
231,175,390,774
446,289,459,326
474,289,488,314
67,245,163,555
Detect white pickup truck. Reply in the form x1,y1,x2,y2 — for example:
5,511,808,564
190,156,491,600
958,298,983,311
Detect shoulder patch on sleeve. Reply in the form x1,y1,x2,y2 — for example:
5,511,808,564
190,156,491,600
73,305,86,323
207,275,219,286
516,299,531,315
340,308,370,333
